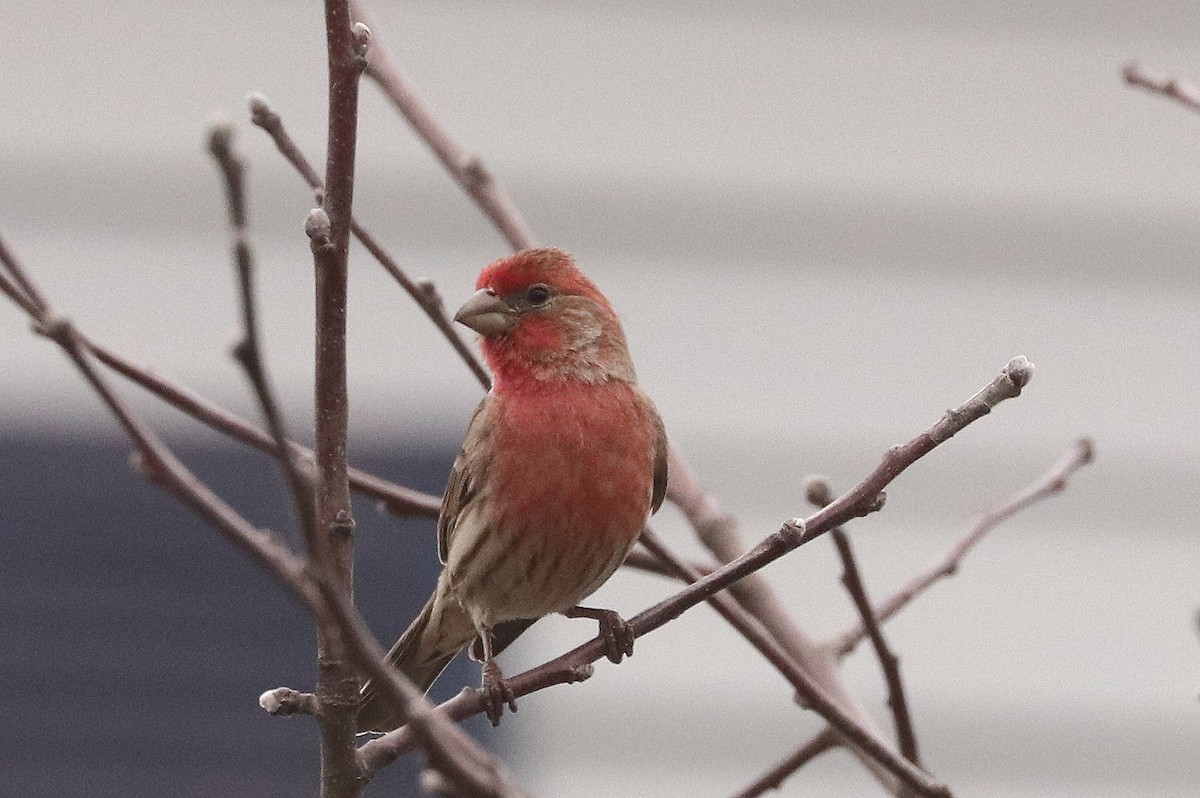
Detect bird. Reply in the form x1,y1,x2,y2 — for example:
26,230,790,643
357,247,668,732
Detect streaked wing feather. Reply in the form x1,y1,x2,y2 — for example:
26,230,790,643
648,394,669,515
437,397,491,564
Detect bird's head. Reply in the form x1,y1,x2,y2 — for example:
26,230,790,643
455,248,636,387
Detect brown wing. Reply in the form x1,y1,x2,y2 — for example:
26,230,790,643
437,397,491,564
646,390,669,515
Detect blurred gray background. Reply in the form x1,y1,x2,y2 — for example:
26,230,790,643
2,1,1198,796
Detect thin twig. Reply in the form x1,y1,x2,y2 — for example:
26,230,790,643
0,233,49,311
360,357,1032,780
208,121,319,545
1123,62,1200,115
805,475,918,766
0,256,39,315
347,0,538,252
248,95,491,390
729,727,839,798
831,529,920,766
831,437,1094,658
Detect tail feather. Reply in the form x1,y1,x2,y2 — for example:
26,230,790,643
357,580,475,734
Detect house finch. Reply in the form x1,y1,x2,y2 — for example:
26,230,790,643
357,248,667,732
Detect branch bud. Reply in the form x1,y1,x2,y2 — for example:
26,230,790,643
305,208,333,252
258,688,286,714
205,117,235,162
1003,356,1034,390
259,686,319,717
352,22,371,58
247,92,279,131
804,476,833,508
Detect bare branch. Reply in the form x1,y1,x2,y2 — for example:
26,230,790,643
808,473,920,765
831,437,1093,658
729,727,839,798
1123,62,1200,115
249,94,491,390
207,118,248,228
665,449,843,678
311,5,369,795
207,120,319,545
0,250,39,316
831,529,920,766
347,0,538,252
797,357,1032,544
0,232,49,312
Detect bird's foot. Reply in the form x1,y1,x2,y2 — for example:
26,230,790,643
567,605,635,664
481,660,517,727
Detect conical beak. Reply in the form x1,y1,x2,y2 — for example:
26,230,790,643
454,289,517,336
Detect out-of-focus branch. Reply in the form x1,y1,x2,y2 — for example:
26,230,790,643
729,727,839,798
1123,62,1200,115
830,437,1094,658
652,459,892,790
248,95,490,390
347,0,538,252
622,546,714,579
0,234,47,311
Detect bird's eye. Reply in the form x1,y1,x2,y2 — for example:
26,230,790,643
526,284,552,306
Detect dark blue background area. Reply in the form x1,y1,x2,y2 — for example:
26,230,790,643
0,432,495,797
